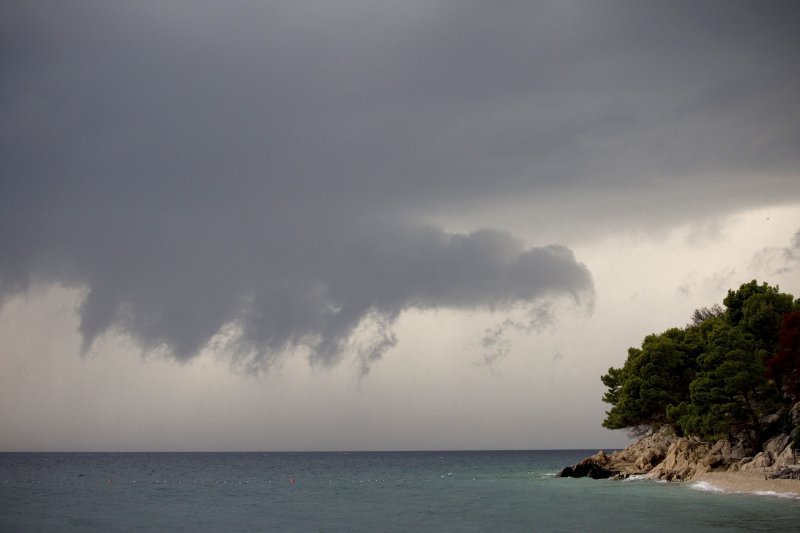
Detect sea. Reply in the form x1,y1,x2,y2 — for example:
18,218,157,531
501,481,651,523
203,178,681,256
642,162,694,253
1,450,798,532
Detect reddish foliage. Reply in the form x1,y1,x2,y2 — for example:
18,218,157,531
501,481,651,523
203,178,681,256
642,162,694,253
767,311,800,401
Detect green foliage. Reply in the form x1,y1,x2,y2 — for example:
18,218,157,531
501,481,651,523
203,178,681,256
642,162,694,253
602,281,799,445
723,281,795,343
674,322,773,440
601,328,699,431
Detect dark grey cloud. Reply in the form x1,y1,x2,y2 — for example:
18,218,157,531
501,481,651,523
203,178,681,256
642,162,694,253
2,1,799,367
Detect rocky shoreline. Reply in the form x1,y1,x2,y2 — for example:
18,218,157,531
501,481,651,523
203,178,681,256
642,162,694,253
559,427,799,482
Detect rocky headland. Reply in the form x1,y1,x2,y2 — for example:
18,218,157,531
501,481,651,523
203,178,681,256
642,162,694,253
567,281,800,496
559,404,800,484
558,428,800,481
559,428,798,482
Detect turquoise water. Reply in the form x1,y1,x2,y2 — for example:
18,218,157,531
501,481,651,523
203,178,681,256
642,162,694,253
1,451,798,531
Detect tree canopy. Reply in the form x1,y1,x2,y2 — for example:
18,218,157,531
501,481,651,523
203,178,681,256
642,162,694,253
602,281,800,446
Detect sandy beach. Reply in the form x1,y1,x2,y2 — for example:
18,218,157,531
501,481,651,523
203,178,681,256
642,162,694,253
693,470,800,498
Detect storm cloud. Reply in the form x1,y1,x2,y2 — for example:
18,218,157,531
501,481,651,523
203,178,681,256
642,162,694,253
2,1,799,369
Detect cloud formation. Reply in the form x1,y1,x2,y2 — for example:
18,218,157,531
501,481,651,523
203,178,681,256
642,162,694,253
2,1,799,368
1,165,593,369
750,228,800,277
477,301,560,367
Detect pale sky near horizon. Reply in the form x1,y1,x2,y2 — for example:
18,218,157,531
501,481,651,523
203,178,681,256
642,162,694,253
2,1,800,451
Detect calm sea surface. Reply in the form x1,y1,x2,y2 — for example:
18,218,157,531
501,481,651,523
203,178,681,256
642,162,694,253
1,450,798,532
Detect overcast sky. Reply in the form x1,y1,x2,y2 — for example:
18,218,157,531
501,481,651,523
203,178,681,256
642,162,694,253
1,0,799,452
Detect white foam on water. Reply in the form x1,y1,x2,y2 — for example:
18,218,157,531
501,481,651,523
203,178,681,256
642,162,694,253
690,481,727,493
691,481,800,500
622,474,649,482
752,490,800,500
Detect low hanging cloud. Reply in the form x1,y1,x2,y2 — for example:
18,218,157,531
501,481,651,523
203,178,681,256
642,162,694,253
3,1,799,370
1,208,594,371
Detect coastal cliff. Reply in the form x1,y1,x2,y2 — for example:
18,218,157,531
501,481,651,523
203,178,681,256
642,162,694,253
574,281,800,484
559,410,800,482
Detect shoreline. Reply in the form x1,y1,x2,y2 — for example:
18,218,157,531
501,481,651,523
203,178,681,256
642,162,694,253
690,470,800,499
558,426,800,503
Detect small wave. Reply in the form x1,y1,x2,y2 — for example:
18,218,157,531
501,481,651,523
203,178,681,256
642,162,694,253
622,474,649,482
690,481,727,493
691,481,800,499
752,490,800,500
540,473,556,479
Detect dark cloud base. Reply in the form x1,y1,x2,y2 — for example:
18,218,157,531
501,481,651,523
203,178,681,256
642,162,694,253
3,1,799,369
1,216,593,370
